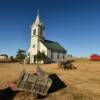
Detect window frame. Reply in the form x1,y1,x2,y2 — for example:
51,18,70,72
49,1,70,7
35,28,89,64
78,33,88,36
33,29,36,35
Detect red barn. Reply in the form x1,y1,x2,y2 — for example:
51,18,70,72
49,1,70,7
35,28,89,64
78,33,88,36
90,54,100,61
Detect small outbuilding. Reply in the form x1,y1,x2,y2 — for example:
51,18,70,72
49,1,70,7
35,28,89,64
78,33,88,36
90,54,100,61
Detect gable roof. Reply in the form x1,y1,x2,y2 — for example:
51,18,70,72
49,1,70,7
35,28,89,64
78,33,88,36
41,40,67,53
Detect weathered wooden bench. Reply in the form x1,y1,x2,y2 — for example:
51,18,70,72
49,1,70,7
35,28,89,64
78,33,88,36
16,67,52,96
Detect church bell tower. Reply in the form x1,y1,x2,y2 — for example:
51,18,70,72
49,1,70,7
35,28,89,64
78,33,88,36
28,11,44,63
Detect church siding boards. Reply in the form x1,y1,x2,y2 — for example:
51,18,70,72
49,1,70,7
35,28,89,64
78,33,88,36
28,12,66,63
39,41,48,55
41,40,66,61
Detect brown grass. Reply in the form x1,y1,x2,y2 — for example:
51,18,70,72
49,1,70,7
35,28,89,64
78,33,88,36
0,59,100,100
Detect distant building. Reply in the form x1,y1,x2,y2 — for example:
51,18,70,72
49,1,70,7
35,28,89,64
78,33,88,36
90,54,100,61
28,12,67,63
0,55,8,60
0,55,8,59
0,55,7,59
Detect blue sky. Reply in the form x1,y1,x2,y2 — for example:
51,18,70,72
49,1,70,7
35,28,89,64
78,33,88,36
0,0,100,57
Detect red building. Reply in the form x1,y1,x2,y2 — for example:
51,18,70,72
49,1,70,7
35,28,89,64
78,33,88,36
90,54,100,61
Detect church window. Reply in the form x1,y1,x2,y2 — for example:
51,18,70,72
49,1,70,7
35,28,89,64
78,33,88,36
51,52,53,59
33,45,35,48
38,27,41,35
33,29,36,35
57,53,59,59
63,55,65,59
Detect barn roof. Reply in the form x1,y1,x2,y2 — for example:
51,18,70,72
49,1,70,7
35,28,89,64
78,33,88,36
41,40,67,53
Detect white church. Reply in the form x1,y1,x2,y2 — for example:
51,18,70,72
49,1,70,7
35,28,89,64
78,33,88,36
28,12,67,63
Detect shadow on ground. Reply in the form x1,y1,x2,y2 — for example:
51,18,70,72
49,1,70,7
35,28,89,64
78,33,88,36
37,74,67,99
0,87,17,100
48,74,66,93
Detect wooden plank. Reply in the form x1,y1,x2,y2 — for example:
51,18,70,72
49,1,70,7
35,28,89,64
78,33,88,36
23,73,30,81
17,70,26,88
36,66,48,78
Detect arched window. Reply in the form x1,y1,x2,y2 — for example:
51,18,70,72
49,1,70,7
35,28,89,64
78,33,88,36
33,45,35,48
63,55,65,59
33,29,36,35
38,27,41,35
51,52,53,59
57,53,59,59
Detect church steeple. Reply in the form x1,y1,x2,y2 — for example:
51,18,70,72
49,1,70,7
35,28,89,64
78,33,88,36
34,10,42,25
31,11,44,38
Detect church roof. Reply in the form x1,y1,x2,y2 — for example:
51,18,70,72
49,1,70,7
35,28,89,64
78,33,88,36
41,40,67,53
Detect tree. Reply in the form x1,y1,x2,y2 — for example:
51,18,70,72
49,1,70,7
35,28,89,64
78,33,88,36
16,49,26,61
10,56,14,62
35,51,42,62
67,54,72,57
35,51,46,63
41,51,46,61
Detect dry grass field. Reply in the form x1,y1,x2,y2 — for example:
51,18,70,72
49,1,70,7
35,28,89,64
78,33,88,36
0,59,100,100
